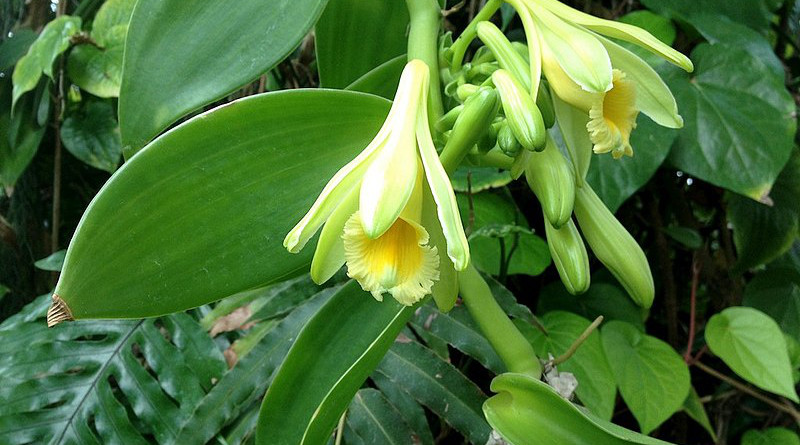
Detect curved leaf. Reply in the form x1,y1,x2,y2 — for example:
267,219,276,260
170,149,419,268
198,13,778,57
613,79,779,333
119,0,329,153
346,55,407,100
256,281,412,445
61,100,122,172
705,306,799,402
54,90,390,319
344,389,418,445
316,0,408,88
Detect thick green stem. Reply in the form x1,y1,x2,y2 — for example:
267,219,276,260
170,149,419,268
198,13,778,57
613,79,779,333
459,264,542,378
406,0,444,124
449,0,504,73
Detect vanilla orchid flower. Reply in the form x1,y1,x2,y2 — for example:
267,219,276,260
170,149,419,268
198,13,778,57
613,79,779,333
504,0,693,157
284,60,469,307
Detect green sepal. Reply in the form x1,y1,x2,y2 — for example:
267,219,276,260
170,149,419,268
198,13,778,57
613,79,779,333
492,69,546,152
543,216,590,295
524,136,575,228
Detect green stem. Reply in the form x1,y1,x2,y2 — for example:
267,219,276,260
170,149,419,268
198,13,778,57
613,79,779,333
458,263,542,378
406,0,444,124
449,0,504,74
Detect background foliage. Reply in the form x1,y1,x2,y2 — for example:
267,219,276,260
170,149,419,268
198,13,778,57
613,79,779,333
1,0,799,444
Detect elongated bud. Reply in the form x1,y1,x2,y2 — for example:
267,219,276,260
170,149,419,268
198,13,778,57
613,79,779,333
437,104,463,132
492,69,546,152
497,121,521,157
536,84,555,129
476,120,503,153
456,83,481,102
477,22,531,89
573,185,654,308
544,216,590,295
445,86,500,160
524,137,575,228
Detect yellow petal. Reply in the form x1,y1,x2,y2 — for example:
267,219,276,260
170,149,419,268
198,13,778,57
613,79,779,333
343,211,439,306
586,69,639,158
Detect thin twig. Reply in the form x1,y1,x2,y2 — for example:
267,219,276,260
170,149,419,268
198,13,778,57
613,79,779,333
693,360,800,424
334,410,346,445
552,316,603,366
684,253,702,362
51,0,68,256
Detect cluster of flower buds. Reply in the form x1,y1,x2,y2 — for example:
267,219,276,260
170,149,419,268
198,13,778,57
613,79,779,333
437,0,694,308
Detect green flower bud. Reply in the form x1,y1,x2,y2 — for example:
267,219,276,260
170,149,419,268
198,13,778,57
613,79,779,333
497,121,521,157
573,184,654,308
456,83,480,102
536,83,556,128
436,104,464,132
544,216,590,295
524,136,575,228
477,22,530,88
446,86,500,160
492,69,546,152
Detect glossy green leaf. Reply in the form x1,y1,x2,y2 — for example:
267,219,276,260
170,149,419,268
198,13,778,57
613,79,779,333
639,0,775,34
484,373,673,445
517,311,616,420
316,0,408,88
704,306,799,402
67,0,135,98
451,166,513,193
0,80,46,189
618,11,676,46
729,150,800,271
257,281,412,444
11,16,81,108
0,295,226,444
586,115,677,212
538,281,647,331
662,226,703,250
664,43,796,201
54,90,390,319
33,250,66,271
173,287,337,444
601,320,690,434
742,428,800,445
743,267,800,341
343,389,418,445
375,340,492,444
119,0,329,154
411,302,505,373
61,100,122,172
681,387,716,442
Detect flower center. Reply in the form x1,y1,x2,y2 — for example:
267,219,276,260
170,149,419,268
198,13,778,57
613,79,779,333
587,69,638,158
342,211,439,306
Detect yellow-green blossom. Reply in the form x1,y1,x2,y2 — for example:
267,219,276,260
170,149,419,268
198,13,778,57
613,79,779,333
284,60,469,306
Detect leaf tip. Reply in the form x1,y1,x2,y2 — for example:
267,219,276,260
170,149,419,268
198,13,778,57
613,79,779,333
47,293,74,327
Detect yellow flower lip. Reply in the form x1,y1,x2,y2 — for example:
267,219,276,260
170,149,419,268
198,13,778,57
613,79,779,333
285,60,471,306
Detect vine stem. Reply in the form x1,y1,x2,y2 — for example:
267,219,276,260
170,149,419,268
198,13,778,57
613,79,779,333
406,0,445,125
684,254,702,362
448,0,503,73
693,360,800,424
458,263,542,378
51,0,68,256
551,316,603,366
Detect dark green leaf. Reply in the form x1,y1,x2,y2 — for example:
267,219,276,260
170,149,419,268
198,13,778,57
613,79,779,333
0,29,37,71
54,90,390,319
729,151,800,271
665,43,796,201
662,226,703,250
375,340,491,444
601,320,690,434
682,387,716,442
742,428,800,445
451,166,513,193
345,55,407,100
639,0,775,34
61,100,122,172
119,0,329,154
538,281,647,331
586,116,677,212
0,80,45,189
257,281,412,445
618,11,676,45
705,306,799,401
743,267,800,341
370,373,434,445
344,389,418,445
316,0,408,88
518,311,616,420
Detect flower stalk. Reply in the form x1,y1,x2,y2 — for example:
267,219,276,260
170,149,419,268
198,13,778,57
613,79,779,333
406,0,445,124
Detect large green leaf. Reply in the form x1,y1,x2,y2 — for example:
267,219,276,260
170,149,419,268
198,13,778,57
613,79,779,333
256,281,412,445
537,281,647,331
375,340,492,444
54,90,390,319
639,0,776,34
729,150,800,271
586,115,677,212
370,373,435,445
61,100,122,172
0,79,46,189
743,267,800,342
345,55,407,100
704,306,799,402
601,320,690,434
484,373,673,445
519,311,616,421
742,428,800,445
119,0,329,154
316,0,408,88
0,295,226,444
664,43,796,201
681,387,716,442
